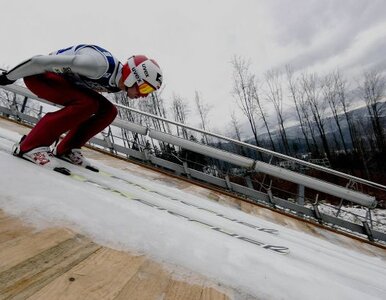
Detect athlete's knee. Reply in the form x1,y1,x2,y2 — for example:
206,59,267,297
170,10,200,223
107,103,118,120
98,99,118,122
104,104,118,126
76,96,100,115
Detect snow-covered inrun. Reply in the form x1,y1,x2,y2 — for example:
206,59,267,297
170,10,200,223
0,127,385,300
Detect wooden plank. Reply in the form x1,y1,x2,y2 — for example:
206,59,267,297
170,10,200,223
164,277,204,300
27,248,147,300
114,259,172,300
0,235,101,300
0,228,74,273
0,215,21,229
0,216,32,244
115,259,231,300
0,210,9,219
200,286,230,300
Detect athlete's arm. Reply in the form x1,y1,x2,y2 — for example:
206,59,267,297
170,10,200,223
5,52,107,81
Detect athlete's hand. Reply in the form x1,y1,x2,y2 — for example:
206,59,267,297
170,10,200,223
0,72,15,85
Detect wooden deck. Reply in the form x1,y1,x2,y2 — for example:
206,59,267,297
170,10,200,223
0,210,230,300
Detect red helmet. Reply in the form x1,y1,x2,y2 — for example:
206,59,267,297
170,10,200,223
122,55,163,95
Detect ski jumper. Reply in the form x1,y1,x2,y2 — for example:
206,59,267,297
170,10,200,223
5,45,120,155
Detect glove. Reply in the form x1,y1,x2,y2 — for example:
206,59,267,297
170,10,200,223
0,72,15,85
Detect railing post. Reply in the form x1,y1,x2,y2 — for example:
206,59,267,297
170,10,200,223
312,194,323,224
100,129,116,154
38,106,43,119
182,161,191,179
143,149,151,162
362,221,374,242
245,175,254,189
267,188,276,208
225,175,233,191
297,184,305,206
20,96,28,113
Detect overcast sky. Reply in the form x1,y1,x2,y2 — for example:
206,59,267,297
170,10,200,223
1,0,386,133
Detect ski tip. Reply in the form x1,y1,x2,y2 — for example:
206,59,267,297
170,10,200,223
86,165,99,172
53,167,71,176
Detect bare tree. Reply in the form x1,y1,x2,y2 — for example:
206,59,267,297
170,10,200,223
171,94,189,139
230,110,242,141
231,56,275,156
251,83,276,152
333,71,359,152
301,72,331,160
231,56,260,148
299,89,320,156
148,91,170,133
358,69,386,153
287,67,324,156
229,110,247,156
194,91,211,144
110,92,147,150
322,71,348,154
286,65,314,154
264,68,290,154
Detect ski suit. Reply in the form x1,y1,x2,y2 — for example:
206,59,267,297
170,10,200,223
5,44,120,155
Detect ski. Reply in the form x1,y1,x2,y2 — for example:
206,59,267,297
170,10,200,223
57,158,99,173
85,165,99,172
95,172,280,235
66,171,290,255
55,153,99,173
53,166,71,175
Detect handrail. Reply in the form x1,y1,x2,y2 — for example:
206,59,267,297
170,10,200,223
114,102,386,191
149,130,376,207
2,83,386,191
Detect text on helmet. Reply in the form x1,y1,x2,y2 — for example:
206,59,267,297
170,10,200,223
141,63,149,77
131,66,141,82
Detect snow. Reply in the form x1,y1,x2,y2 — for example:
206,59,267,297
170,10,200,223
0,127,386,300
307,203,386,234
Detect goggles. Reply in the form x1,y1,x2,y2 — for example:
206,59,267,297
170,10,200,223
137,82,156,95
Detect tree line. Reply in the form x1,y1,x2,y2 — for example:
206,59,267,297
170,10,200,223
230,56,385,180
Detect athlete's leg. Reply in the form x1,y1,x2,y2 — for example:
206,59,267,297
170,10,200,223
20,73,100,153
55,94,118,155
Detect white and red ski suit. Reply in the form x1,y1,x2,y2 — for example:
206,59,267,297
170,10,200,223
5,44,120,155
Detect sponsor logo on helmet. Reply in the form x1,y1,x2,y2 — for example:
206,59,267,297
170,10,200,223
142,63,149,77
131,66,141,82
156,73,162,85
